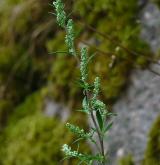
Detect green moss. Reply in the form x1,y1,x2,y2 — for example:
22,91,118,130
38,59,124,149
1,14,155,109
48,55,81,104
0,90,89,165
8,91,43,125
0,0,53,106
2,114,74,165
143,115,160,165
118,155,134,165
46,32,67,53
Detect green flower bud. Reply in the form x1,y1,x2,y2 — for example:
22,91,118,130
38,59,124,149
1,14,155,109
65,19,76,55
80,47,88,82
53,0,66,28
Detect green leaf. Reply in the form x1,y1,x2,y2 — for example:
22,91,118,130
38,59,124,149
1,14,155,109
91,127,97,132
106,112,117,117
96,110,103,130
87,52,97,64
48,50,68,55
72,138,84,145
104,122,113,133
75,79,93,90
82,97,89,112
76,109,89,114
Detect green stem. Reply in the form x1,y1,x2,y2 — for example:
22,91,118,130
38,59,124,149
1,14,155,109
84,90,105,164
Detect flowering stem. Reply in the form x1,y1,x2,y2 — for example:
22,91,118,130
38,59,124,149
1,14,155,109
84,90,105,164
52,1,115,164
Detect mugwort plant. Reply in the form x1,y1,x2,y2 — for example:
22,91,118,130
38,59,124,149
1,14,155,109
53,0,116,164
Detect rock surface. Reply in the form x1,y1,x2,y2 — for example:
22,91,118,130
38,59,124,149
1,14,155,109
107,69,160,164
140,2,160,52
44,98,70,122
106,2,160,164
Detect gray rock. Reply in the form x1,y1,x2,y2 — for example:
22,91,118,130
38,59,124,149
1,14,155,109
140,3,160,52
106,68,160,165
104,2,160,165
43,98,70,122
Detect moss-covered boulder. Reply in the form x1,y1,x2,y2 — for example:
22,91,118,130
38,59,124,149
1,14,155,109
143,115,160,165
0,90,89,165
1,114,75,165
0,0,53,105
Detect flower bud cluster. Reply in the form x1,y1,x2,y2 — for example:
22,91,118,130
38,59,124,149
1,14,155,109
66,123,91,138
80,47,88,82
62,144,79,157
65,19,76,55
92,77,100,101
92,77,106,115
53,0,66,28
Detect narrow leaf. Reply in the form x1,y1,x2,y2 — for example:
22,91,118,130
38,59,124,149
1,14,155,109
87,52,97,64
96,110,103,130
82,97,88,110
107,112,117,117
76,109,89,114
48,50,67,55
104,122,113,133
72,138,84,145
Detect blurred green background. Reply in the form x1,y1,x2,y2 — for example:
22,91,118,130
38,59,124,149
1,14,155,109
0,0,160,164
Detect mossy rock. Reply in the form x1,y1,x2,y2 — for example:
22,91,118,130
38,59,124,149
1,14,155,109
1,114,77,165
0,0,53,104
143,115,160,165
118,155,134,165
0,90,89,165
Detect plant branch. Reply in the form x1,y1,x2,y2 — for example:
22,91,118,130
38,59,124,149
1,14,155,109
84,90,105,164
